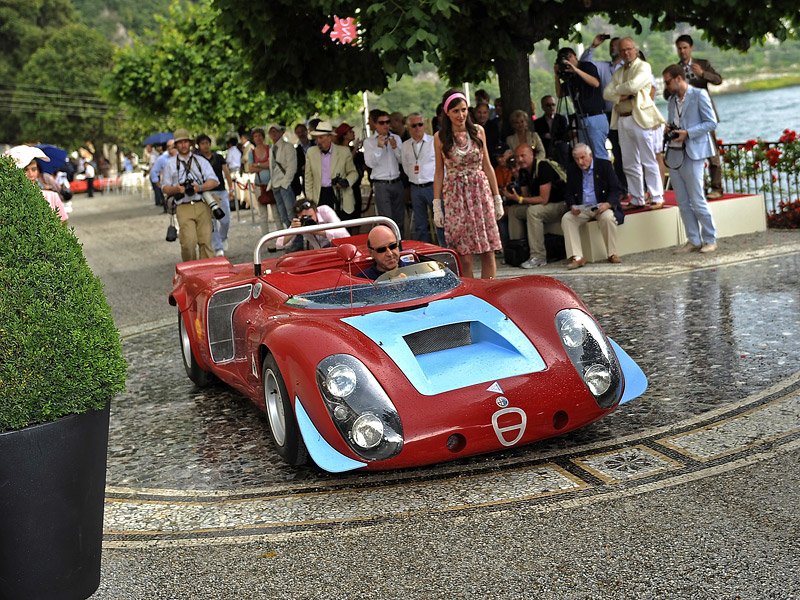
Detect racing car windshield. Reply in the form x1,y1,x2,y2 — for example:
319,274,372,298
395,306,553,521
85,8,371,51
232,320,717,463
285,265,462,309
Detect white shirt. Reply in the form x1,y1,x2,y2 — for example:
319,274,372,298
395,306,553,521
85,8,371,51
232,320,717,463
401,134,435,185
226,146,242,172
363,133,402,180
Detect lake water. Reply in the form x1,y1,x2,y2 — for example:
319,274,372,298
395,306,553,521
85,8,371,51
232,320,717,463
656,85,800,143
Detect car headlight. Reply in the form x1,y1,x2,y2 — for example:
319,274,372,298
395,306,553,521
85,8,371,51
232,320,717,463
351,413,384,449
555,309,622,408
316,355,403,461
324,364,357,398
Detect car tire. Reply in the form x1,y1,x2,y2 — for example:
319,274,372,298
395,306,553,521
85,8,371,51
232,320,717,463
179,313,214,388
262,354,308,466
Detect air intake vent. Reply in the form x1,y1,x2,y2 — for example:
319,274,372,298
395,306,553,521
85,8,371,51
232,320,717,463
404,322,471,356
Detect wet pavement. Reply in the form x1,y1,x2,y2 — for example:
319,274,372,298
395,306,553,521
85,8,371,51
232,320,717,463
65,191,799,598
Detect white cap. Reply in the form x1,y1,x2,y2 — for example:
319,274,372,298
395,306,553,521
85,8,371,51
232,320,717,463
3,145,50,169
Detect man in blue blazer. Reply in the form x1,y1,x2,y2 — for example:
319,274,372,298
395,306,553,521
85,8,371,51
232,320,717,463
561,143,624,269
662,64,718,253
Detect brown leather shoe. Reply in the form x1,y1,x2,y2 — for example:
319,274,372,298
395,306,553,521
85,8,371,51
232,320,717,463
566,256,586,270
607,255,621,264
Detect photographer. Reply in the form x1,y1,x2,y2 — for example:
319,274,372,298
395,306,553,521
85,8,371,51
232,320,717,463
277,199,350,253
502,144,566,269
662,65,718,254
554,47,609,161
161,128,219,262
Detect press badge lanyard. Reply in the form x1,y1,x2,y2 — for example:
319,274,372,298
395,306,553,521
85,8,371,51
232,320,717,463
412,139,424,175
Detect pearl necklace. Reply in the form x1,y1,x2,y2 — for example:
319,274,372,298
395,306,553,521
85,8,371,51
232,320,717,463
453,131,472,156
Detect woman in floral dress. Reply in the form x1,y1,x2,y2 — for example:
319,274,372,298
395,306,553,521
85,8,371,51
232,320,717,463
433,88,504,278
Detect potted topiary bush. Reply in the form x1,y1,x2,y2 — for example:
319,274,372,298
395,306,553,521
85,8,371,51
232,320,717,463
0,154,127,599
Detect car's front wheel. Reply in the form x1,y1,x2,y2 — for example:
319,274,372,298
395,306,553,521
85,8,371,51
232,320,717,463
179,313,214,388
262,354,308,466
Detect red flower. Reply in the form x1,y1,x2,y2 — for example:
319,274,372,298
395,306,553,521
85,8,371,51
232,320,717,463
772,174,778,182
779,129,798,143
743,139,758,151
765,147,782,167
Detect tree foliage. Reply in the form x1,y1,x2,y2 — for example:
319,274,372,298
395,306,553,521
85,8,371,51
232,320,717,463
12,24,115,149
214,0,800,123
107,0,361,137
0,0,76,141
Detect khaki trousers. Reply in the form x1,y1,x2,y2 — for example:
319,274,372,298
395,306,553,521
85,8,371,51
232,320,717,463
176,201,214,262
507,201,566,261
561,206,619,259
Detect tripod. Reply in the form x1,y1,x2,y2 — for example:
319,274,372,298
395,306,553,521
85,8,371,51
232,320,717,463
556,74,590,154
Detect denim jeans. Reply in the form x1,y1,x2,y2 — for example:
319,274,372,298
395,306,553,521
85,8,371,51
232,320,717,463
272,186,296,228
579,113,610,160
210,190,231,252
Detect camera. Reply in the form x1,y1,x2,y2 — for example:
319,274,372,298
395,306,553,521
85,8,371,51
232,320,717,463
331,175,349,189
664,124,681,143
299,215,317,227
201,192,225,220
600,33,611,40
556,58,572,78
506,156,516,169
169,179,195,202
506,181,522,195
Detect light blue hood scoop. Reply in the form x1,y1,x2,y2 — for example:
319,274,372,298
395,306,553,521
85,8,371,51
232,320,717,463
342,295,545,396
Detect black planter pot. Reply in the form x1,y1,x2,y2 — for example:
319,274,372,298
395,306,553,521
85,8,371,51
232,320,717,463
0,404,110,600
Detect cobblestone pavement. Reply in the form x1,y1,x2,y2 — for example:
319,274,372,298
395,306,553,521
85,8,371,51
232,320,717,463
66,191,799,598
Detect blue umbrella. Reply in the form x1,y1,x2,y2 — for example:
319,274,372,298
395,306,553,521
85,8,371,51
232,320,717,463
35,144,68,174
142,132,173,146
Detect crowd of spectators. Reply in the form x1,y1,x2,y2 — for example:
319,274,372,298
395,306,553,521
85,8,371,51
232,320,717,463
7,32,721,274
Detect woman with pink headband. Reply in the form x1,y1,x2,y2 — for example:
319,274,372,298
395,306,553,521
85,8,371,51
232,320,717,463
433,88,504,278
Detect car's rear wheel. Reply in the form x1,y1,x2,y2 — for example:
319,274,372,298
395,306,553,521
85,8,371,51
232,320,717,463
263,354,308,466
179,313,214,388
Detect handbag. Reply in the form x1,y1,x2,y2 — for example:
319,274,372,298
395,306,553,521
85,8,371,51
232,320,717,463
502,238,529,267
258,188,275,205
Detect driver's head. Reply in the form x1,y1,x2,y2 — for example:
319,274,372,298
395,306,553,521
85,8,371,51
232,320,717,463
367,225,400,273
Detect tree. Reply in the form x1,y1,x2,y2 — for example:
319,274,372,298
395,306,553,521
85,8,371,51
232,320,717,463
0,0,76,141
107,0,361,137
13,24,115,149
213,0,800,128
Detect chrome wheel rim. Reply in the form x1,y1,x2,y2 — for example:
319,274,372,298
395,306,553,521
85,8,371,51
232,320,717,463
264,369,286,446
179,316,192,368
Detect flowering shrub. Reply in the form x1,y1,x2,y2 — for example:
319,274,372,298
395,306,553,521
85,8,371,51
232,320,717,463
767,199,800,229
722,129,800,228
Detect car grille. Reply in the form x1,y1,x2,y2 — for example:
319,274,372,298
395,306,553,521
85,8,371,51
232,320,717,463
404,322,471,356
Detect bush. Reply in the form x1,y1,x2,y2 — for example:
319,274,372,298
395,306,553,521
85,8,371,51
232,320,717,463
0,156,127,431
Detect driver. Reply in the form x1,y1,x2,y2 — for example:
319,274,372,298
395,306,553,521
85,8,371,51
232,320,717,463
359,225,401,280
277,199,350,252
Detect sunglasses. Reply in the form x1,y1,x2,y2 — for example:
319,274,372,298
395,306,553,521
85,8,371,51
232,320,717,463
377,119,390,125
370,241,399,253
410,123,424,128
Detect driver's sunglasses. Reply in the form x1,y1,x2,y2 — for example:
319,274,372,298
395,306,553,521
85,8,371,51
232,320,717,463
370,241,399,254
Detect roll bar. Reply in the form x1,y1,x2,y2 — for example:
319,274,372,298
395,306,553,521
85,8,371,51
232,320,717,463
253,216,402,276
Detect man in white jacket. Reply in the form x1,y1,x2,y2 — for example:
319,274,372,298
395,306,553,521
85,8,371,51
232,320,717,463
603,37,666,210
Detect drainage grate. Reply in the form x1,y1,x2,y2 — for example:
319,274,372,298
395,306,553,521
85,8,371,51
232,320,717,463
404,322,472,356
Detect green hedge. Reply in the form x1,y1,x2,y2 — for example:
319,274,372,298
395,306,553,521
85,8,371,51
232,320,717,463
0,156,127,431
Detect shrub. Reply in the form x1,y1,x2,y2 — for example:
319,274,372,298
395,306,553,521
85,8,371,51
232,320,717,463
0,155,127,431
767,199,800,229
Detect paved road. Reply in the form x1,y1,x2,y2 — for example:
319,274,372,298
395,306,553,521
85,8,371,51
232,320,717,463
67,191,799,599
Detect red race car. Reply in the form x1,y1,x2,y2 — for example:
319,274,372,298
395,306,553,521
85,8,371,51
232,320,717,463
170,217,647,472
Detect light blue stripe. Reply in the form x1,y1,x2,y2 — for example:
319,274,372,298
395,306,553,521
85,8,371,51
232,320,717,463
342,295,545,396
610,338,648,405
295,397,366,473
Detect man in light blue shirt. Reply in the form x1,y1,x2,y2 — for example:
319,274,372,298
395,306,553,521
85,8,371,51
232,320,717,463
149,140,175,211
